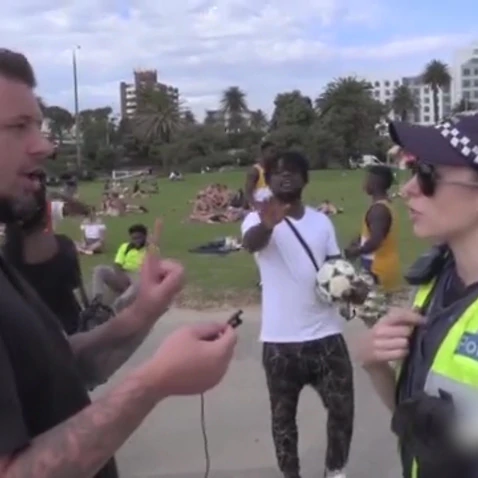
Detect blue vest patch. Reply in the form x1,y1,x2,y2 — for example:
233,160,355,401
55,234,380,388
456,332,478,361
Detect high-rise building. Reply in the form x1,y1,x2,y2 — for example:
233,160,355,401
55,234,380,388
451,41,478,109
369,76,450,125
119,69,179,119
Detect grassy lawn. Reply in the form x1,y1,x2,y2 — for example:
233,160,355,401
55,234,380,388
57,170,425,308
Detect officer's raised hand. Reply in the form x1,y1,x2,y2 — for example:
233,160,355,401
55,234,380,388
356,307,426,366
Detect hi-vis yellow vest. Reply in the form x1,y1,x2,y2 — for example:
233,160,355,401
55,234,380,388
397,281,478,478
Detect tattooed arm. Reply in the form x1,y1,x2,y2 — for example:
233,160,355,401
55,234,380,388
68,303,156,387
0,363,163,478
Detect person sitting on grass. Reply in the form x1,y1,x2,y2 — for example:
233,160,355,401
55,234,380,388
318,199,344,216
100,192,148,217
131,180,145,199
90,223,148,312
77,207,106,255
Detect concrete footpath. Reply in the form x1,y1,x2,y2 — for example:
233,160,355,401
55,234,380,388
96,307,401,478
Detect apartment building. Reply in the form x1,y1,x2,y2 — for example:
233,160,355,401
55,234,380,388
451,41,478,108
369,76,450,125
119,69,179,119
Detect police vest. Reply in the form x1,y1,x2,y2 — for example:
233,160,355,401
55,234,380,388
397,280,478,478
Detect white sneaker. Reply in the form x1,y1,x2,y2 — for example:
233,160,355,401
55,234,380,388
325,470,346,478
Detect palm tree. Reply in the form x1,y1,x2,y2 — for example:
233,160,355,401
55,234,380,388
391,85,418,122
422,60,451,123
249,109,268,131
133,87,182,144
220,86,248,132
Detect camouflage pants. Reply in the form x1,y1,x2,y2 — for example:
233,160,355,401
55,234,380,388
262,334,354,477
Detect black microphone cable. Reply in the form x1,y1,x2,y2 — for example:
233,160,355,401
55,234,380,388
198,310,243,478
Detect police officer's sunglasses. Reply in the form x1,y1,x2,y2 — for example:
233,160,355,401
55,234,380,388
408,162,478,197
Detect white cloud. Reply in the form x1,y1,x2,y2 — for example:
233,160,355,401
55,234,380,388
0,0,474,118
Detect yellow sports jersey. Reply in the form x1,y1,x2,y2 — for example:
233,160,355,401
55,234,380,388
360,200,401,292
254,164,267,190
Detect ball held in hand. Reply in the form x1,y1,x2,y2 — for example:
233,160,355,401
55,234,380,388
316,259,358,304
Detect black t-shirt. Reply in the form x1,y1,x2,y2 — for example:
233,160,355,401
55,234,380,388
16,235,83,335
0,256,118,477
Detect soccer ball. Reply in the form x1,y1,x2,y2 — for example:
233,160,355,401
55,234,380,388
316,259,358,304
353,271,389,327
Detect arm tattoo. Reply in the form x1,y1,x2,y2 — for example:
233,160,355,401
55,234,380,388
4,368,159,478
70,314,153,387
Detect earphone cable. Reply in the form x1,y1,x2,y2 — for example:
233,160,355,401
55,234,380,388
200,393,211,478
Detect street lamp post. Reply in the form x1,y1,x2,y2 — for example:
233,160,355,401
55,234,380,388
72,46,81,169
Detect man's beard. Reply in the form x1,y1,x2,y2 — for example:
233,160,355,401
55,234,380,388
0,197,18,224
0,193,41,224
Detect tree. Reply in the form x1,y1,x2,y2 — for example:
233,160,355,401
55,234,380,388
220,86,248,132
204,110,223,127
422,60,451,123
44,105,75,144
249,109,268,131
315,77,385,166
306,126,345,169
133,87,182,144
391,85,418,122
183,109,196,126
270,90,316,129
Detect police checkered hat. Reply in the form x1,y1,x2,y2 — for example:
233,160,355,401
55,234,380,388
389,113,478,169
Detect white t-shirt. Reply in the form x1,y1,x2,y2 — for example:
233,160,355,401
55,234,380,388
81,222,106,240
241,207,344,343
50,200,64,229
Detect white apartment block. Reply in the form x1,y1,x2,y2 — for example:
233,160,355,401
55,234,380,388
369,77,449,125
451,41,478,108
122,83,137,118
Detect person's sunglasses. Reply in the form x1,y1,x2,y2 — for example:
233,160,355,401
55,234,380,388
407,162,438,197
408,162,478,197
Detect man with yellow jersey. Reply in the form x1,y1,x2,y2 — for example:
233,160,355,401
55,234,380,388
245,141,276,209
345,165,401,293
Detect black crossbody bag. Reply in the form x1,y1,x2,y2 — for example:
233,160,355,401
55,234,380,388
284,217,319,271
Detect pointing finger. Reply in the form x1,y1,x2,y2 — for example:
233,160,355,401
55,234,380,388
148,218,162,253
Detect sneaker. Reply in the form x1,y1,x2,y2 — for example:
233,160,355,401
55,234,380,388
325,470,346,478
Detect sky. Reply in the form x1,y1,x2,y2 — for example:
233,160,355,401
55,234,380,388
1,0,477,119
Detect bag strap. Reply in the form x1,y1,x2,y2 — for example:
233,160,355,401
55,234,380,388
284,218,319,271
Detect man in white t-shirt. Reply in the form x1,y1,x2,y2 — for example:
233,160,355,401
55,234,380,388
241,151,354,478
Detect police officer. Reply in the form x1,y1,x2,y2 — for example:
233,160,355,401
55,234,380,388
357,113,478,478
